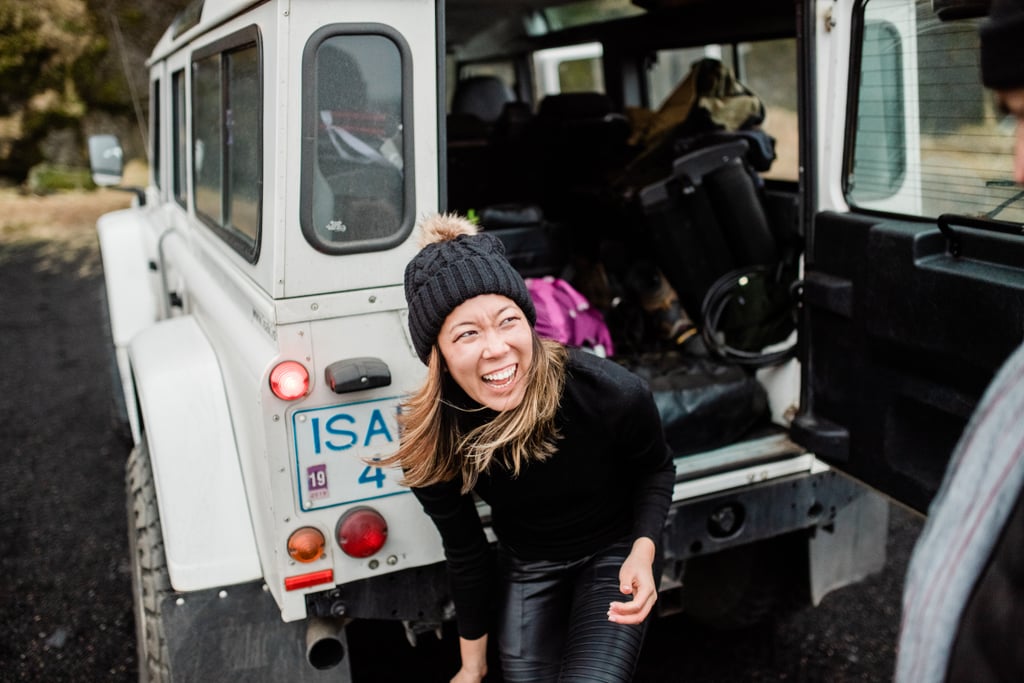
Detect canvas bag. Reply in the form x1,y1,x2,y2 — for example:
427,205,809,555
525,276,615,357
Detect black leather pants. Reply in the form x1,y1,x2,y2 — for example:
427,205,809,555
496,540,649,683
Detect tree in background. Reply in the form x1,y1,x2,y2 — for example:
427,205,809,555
0,0,189,184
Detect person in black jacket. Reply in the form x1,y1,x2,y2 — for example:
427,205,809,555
895,1,1024,681
383,213,675,683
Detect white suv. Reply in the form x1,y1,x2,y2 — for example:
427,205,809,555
91,0,1024,680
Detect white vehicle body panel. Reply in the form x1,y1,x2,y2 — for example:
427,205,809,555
129,316,262,590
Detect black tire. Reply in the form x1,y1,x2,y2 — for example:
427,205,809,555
126,439,173,682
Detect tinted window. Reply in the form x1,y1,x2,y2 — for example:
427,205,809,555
172,69,187,206
151,79,161,190
193,54,223,224
192,28,262,261
302,29,410,253
848,0,1022,222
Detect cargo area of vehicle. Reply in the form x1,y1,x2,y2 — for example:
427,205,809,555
444,64,803,459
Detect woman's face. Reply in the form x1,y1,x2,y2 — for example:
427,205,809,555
437,294,534,412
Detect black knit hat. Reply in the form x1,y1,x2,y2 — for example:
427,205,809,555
981,0,1024,89
404,214,536,364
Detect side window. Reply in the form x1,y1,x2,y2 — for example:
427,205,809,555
647,46,732,110
151,79,161,190
645,41,799,182
848,0,1022,222
301,27,412,253
172,69,188,207
739,39,799,182
532,43,604,99
192,27,262,262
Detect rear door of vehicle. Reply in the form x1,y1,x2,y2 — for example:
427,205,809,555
793,0,1024,513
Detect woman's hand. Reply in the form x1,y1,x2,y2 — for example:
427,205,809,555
451,634,488,683
608,537,658,625
451,667,486,683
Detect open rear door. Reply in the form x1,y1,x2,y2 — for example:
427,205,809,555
792,0,1024,513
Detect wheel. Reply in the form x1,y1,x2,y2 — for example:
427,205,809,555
126,439,173,682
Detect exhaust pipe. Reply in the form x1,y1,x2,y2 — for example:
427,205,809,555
306,617,348,670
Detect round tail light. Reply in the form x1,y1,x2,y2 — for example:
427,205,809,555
287,526,326,563
270,361,310,400
336,507,388,558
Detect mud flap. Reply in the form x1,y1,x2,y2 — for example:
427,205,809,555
162,580,352,682
808,483,889,605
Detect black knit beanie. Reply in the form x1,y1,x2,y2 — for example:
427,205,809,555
981,0,1024,89
404,214,536,364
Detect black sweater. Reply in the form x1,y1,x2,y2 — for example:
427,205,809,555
411,349,676,639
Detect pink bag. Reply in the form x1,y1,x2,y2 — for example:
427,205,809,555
525,276,615,357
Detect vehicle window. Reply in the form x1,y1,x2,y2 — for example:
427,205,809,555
739,39,799,182
848,0,1023,223
301,29,410,253
151,79,161,191
526,0,644,35
171,70,187,207
646,41,798,182
192,29,262,262
533,43,604,99
648,46,731,110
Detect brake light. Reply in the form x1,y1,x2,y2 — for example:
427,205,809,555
270,361,310,400
287,527,326,563
336,507,388,558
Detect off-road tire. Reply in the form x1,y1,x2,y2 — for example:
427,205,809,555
126,439,173,682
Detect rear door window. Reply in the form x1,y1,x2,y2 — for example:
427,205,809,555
847,0,1022,222
301,28,412,254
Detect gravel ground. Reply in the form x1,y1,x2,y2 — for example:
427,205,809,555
0,189,923,682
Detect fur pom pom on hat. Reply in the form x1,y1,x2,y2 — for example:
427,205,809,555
981,0,1024,89
404,213,536,364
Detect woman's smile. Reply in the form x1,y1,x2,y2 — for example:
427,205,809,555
438,294,534,411
482,364,517,387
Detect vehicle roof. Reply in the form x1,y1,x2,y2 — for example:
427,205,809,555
150,0,797,64
445,0,797,61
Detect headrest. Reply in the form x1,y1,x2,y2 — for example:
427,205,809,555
451,76,516,123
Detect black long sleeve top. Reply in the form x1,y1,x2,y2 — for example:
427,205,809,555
411,348,676,639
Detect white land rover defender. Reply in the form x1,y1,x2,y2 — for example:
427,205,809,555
90,0,1024,680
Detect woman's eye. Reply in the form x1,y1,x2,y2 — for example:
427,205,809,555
500,316,519,326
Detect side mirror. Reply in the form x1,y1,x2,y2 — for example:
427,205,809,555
88,134,125,187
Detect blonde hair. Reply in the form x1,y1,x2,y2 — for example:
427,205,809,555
382,334,567,493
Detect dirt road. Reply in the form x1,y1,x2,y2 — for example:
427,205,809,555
0,188,922,682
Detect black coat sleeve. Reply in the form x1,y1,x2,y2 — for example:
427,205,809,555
618,371,676,546
411,478,494,639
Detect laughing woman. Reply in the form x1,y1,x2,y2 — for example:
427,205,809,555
383,213,675,683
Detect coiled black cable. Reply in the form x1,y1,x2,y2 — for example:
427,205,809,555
699,264,799,368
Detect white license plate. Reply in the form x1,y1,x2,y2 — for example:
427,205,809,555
291,396,408,512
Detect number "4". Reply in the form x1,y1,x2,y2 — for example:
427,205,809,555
358,465,386,489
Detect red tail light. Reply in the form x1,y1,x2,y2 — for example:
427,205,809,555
270,361,310,400
336,507,388,558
